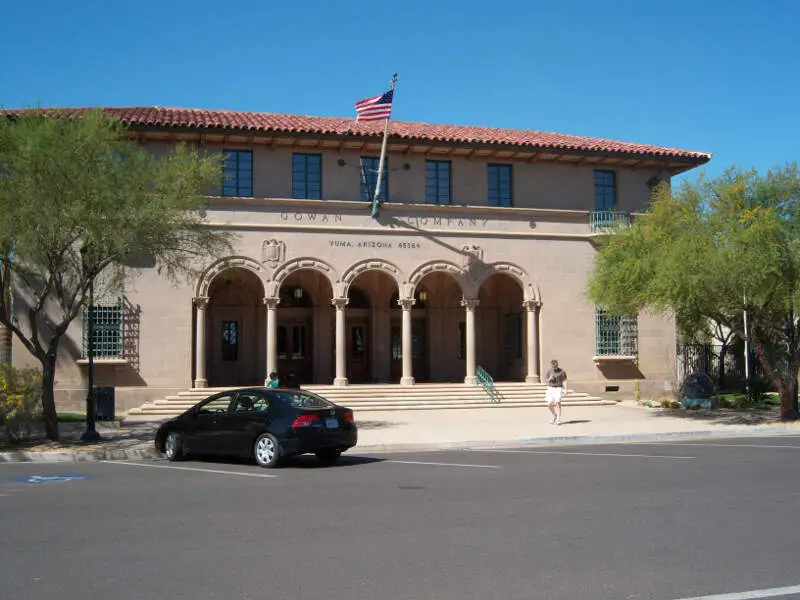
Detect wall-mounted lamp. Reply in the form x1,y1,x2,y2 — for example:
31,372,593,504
418,290,428,301
293,287,303,299
337,158,346,167
403,163,411,170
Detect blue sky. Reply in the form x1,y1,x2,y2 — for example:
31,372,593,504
2,0,797,184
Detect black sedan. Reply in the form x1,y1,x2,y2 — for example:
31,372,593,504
154,387,357,467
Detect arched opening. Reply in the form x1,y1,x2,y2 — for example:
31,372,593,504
206,267,265,387
344,271,397,383
412,272,464,382
276,270,333,386
477,273,525,381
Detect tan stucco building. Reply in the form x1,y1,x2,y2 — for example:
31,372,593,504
12,107,710,413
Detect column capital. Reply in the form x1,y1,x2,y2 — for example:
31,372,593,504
397,298,416,310
331,297,349,309
460,297,480,310
194,296,210,308
522,299,542,312
263,297,280,309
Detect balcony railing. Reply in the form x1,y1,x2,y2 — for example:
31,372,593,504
590,210,631,232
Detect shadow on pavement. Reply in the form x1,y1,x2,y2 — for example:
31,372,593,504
645,407,782,426
187,453,386,470
559,419,592,425
355,420,401,430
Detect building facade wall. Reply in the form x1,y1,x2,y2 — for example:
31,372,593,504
11,138,679,412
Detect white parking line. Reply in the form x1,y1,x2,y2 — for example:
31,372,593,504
478,449,695,459
105,461,278,478
388,460,501,469
635,442,800,450
673,582,800,599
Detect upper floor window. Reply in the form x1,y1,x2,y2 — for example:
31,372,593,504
425,160,452,205
488,164,512,207
222,150,253,197
360,156,388,202
594,170,616,211
292,154,322,199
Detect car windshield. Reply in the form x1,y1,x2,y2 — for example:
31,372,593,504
276,390,334,410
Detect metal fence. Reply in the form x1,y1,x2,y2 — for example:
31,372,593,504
677,343,762,390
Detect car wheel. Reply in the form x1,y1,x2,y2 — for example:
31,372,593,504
164,432,184,462
254,433,282,468
315,448,341,466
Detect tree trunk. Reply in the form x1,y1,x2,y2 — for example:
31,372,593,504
40,353,59,441
778,383,797,420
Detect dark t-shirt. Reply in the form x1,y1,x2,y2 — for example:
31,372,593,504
545,367,567,387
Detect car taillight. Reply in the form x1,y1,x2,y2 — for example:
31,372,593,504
342,411,355,424
292,414,320,428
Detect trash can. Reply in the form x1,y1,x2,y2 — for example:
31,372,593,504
94,386,115,421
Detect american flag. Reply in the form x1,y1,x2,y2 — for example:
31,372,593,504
355,89,393,122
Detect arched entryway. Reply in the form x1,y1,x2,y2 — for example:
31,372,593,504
206,267,265,387
411,271,465,382
343,270,397,383
477,273,525,381
276,269,333,385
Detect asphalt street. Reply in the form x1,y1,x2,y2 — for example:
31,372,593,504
2,435,800,600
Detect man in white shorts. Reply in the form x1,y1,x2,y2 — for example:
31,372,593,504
545,359,567,425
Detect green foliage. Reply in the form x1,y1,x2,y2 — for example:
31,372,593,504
0,364,42,442
0,108,235,439
587,166,800,419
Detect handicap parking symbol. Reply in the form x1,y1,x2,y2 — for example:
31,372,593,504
8,474,92,485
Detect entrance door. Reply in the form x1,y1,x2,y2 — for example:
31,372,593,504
389,320,427,382
347,320,369,383
277,319,312,385
209,308,255,387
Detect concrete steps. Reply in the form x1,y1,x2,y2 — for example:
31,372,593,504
128,382,613,417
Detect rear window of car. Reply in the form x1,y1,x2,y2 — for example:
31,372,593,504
275,391,334,410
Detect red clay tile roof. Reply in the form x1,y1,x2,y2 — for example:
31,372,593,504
7,106,711,163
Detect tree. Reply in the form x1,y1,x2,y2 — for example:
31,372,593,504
587,165,800,420
0,108,233,440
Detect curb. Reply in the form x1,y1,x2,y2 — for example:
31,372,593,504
353,425,799,454
0,446,159,463
1,425,797,462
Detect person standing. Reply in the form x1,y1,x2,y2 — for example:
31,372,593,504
545,359,567,425
266,371,280,388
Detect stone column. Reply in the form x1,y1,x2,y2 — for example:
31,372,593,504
264,297,280,385
461,298,479,385
332,297,349,386
523,299,541,383
399,298,416,386
193,297,209,388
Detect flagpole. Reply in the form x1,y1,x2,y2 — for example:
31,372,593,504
371,72,397,218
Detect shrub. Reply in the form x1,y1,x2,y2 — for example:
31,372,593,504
0,364,43,442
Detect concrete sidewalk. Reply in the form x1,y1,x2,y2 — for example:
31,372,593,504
1,402,798,462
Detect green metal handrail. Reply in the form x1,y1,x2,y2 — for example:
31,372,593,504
590,210,631,232
476,365,497,403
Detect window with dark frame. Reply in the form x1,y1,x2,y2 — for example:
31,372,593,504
360,156,388,202
425,160,452,205
221,321,239,361
488,164,513,207
292,154,322,199
222,150,253,197
594,170,616,212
